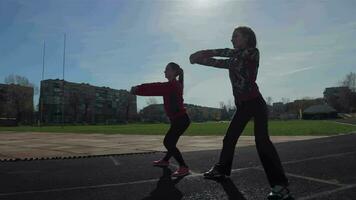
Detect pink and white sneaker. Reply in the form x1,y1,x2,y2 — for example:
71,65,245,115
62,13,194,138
172,166,190,177
152,159,170,167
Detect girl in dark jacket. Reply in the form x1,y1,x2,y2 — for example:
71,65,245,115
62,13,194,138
190,26,293,200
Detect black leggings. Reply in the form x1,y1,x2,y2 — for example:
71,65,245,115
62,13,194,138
163,113,191,167
217,95,289,187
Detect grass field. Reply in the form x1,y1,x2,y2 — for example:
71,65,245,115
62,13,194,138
0,120,356,136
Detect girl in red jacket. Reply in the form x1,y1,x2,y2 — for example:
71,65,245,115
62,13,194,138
130,62,191,177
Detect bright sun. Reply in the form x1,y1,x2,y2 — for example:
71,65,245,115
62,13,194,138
189,0,215,9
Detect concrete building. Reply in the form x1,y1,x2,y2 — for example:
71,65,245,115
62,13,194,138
39,79,137,124
302,104,338,120
272,102,286,113
268,102,286,119
323,86,353,112
323,86,351,100
0,83,34,125
139,103,225,123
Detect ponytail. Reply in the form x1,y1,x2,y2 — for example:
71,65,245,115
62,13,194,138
168,62,184,88
178,68,184,88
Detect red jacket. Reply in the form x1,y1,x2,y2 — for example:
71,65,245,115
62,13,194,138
134,79,187,120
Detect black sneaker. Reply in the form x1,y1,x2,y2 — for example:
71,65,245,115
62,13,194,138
267,185,294,200
203,166,226,179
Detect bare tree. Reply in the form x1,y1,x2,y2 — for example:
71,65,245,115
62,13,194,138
281,97,290,104
227,99,236,110
0,88,5,117
266,96,273,106
219,101,226,109
69,92,80,123
340,72,356,92
83,95,94,123
146,97,158,106
4,74,39,95
219,101,229,120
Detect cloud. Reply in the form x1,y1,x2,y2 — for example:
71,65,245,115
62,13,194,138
134,0,356,108
277,66,317,76
2,0,356,109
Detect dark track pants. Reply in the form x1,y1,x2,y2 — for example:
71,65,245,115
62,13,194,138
217,95,289,187
163,113,190,167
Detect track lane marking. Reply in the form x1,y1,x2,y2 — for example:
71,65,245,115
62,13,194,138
109,156,120,166
297,184,356,200
1,151,355,197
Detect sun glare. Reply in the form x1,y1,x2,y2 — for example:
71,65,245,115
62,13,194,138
189,0,215,9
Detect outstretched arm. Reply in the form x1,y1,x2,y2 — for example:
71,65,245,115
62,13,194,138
189,49,235,69
130,82,172,96
210,48,236,57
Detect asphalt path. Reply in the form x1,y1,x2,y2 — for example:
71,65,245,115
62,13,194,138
0,133,355,200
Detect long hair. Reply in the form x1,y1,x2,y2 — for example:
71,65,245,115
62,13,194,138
234,26,257,48
167,62,184,88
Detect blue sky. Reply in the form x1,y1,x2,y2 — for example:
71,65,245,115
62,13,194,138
1,0,355,110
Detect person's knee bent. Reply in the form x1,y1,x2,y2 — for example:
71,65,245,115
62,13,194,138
163,138,171,149
163,137,176,150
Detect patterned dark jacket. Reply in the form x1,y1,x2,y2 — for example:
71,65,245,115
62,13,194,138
194,47,261,105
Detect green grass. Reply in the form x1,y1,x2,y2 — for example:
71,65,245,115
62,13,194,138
1,120,356,136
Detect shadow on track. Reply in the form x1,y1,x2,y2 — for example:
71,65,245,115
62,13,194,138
141,167,184,200
141,166,247,200
205,177,247,200
219,178,247,200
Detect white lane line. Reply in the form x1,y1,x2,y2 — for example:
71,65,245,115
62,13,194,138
231,166,259,173
2,151,356,197
283,151,356,165
242,167,346,187
0,178,159,197
284,172,346,187
297,184,356,200
6,170,41,174
0,173,206,197
0,166,259,197
109,156,120,166
230,151,356,175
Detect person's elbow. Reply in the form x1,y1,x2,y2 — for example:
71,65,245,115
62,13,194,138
189,53,200,64
130,86,139,95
